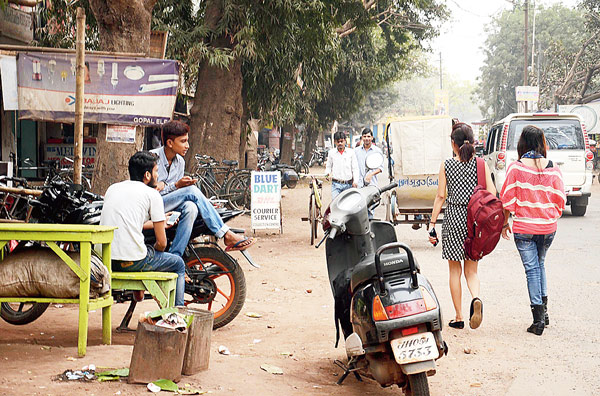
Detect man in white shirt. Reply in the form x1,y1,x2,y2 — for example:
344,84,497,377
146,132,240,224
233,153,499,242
325,131,359,199
100,151,186,306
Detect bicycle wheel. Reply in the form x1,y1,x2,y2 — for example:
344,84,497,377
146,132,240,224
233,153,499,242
309,194,316,245
225,173,251,210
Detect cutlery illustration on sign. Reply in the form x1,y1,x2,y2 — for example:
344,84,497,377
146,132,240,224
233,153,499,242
138,80,178,93
48,60,56,83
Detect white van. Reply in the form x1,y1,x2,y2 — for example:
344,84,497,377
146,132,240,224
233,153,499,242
483,113,593,216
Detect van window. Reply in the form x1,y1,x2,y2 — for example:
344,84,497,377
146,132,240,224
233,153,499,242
507,119,585,150
486,128,496,154
495,126,503,151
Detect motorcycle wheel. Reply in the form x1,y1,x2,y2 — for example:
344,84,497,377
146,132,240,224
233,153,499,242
0,302,50,325
286,180,298,189
184,247,246,329
407,372,430,396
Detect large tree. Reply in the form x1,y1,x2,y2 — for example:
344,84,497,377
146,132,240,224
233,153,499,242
476,4,585,121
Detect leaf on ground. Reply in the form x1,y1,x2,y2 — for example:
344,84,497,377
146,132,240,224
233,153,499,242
246,312,262,318
97,375,121,382
96,368,129,377
260,364,283,375
178,386,206,395
152,379,179,392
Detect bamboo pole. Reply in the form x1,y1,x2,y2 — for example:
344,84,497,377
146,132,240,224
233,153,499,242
74,7,86,185
0,44,145,58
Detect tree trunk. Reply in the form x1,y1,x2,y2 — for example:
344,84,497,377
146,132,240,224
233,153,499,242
303,127,319,161
88,0,157,194
186,0,243,173
238,84,249,167
279,124,294,165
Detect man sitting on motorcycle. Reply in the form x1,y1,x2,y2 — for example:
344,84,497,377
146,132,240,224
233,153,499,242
100,151,186,306
150,120,255,254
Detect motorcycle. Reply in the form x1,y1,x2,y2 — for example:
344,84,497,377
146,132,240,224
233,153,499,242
0,180,257,330
317,153,447,395
257,152,299,189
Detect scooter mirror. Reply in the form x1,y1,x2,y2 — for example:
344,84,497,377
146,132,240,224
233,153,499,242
365,151,384,170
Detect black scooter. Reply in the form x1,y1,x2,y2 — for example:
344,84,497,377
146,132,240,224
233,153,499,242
318,179,447,396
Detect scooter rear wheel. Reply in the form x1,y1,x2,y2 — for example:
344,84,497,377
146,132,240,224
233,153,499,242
407,372,430,396
184,247,246,329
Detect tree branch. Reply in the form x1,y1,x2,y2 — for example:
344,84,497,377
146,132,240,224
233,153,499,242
557,30,600,97
580,91,600,104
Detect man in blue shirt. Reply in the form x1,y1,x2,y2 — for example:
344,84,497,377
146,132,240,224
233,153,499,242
150,121,254,256
355,128,384,188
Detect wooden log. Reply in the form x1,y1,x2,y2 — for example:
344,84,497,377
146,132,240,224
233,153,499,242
178,308,214,375
128,321,187,384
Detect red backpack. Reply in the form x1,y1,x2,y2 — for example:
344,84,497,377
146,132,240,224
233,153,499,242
463,158,505,260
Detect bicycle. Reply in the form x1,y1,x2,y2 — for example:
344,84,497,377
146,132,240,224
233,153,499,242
293,152,310,175
192,155,251,210
307,176,324,245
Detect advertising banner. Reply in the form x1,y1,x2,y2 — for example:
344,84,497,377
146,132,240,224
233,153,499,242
17,53,178,126
45,144,97,168
106,124,136,143
251,171,281,230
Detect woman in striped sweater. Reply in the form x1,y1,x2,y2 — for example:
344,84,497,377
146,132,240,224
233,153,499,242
499,125,566,336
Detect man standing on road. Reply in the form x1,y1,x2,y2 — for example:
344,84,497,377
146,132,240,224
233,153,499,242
355,128,384,188
150,121,255,254
325,131,359,199
100,151,186,306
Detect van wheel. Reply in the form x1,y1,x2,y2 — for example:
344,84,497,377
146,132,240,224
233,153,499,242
571,204,587,216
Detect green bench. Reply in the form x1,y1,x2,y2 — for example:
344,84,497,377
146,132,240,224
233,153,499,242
0,224,115,357
111,271,178,331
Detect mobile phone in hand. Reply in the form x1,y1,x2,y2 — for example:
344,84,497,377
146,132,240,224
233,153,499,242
167,211,181,226
429,227,439,246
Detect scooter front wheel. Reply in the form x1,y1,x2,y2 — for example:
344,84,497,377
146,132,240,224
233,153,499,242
184,247,246,329
407,372,430,396
0,302,49,325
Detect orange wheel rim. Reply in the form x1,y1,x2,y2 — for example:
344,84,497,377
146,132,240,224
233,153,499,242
185,257,236,319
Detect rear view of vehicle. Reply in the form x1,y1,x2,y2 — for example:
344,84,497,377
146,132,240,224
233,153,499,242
484,113,592,216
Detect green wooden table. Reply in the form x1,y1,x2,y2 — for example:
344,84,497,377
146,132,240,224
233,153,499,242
0,223,116,357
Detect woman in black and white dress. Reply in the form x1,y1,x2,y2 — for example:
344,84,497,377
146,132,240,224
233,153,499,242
428,122,495,329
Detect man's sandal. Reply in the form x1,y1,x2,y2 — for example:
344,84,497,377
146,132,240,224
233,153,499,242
225,237,256,252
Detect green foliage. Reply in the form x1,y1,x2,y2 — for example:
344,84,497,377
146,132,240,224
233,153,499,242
477,4,588,121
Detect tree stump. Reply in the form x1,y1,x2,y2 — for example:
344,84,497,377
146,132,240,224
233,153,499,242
178,308,214,375
128,321,187,384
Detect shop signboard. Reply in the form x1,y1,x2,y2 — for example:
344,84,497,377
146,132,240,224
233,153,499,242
106,124,136,143
17,53,178,126
251,171,281,230
45,144,97,167
0,6,33,43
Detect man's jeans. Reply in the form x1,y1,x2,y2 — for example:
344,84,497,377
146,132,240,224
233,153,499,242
113,245,186,306
514,232,556,306
162,185,229,256
331,181,352,200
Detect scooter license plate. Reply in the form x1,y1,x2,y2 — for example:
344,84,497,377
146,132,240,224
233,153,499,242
390,332,439,365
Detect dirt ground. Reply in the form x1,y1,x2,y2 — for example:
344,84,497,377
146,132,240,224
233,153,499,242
1,169,600,396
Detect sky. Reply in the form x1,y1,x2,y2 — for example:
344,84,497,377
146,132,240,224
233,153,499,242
430,0,582,83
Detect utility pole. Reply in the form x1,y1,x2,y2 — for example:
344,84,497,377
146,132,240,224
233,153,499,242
439,52,443,89
523,0,529,86
74,7,85,185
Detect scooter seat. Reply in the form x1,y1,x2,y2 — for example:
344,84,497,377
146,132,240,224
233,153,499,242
350,252,419,292
222,159,238,166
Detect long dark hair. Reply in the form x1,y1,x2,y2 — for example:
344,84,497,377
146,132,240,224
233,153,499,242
451,122,475,162
517,125,547,159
